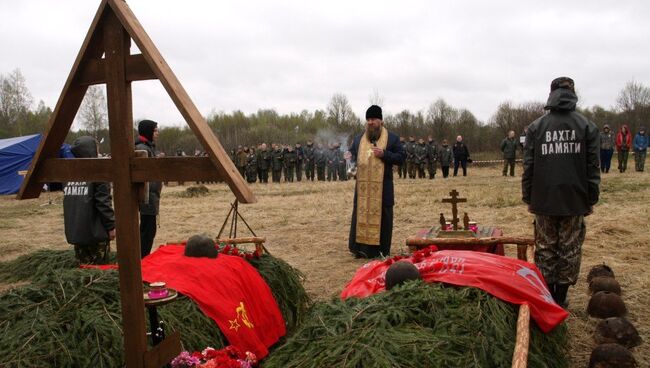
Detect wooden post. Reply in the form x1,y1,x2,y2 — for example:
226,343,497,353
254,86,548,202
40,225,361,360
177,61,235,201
104,8,147,367
17,1,256,366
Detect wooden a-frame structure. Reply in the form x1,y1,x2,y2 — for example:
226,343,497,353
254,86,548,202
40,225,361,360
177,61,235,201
18,0,256,366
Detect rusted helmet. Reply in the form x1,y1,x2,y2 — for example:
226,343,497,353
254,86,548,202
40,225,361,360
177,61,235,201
587,264,615,283
588,343,637,368
385,261,421,290
587,291,627,318
184,235,218,259
595,317,642,348
589,276,622,295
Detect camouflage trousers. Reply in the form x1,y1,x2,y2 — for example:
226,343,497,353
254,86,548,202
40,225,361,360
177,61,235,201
534,215,585,285
74,241,110,264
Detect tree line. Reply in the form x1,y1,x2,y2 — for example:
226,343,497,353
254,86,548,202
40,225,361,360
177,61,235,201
2,68,649,158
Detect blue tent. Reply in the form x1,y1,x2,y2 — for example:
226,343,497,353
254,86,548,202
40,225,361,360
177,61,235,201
0,134,73,195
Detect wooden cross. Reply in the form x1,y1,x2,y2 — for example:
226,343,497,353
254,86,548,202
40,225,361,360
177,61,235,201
441,189,467,230
17,1,255,367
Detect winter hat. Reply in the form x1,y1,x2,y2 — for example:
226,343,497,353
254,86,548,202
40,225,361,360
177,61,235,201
365,105,383,120
550,77,575,93
138,119,158,141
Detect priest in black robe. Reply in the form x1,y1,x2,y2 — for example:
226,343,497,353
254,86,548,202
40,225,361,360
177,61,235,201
348,105,406,258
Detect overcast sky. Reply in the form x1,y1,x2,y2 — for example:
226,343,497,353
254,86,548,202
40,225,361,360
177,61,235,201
1,0,649,126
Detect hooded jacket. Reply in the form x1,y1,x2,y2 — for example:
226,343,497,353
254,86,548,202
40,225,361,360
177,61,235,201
615,125,632,151
633,129,648,152
522,88,600,216
135,136,162,216
599,125,615,151
63,136,115,245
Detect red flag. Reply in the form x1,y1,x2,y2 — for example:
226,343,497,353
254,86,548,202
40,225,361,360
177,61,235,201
341,247,568,333
140,245,285,358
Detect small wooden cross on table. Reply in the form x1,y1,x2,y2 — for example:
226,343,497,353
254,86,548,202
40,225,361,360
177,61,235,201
441,189,467,230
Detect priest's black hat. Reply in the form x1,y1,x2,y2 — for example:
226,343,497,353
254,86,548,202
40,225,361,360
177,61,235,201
366,105,383,120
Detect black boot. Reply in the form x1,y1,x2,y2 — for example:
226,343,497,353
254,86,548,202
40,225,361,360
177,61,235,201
554,284,569,308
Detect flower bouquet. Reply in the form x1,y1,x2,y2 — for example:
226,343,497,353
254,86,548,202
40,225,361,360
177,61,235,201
171,346,258,368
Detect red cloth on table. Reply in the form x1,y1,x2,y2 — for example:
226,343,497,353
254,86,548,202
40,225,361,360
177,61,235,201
82,245,285,358
415,227,505,255
340,248,568,333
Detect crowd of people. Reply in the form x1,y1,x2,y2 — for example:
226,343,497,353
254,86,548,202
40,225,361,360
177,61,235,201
225,135,480,184
600,124,648,173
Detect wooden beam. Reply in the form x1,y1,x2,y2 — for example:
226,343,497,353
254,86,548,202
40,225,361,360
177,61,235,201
143,332,182,368
405,236,535,247
35,158,113,182
107,0,256,204
131,157,223,182
77,54,157,85
103,8,148,368
217,236,266,245
511,241,534,368
17,0,108,199
33,157,223,183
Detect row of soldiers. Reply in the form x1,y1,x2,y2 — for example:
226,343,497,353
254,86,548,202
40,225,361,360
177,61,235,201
399,136,455,179
231,142,350,183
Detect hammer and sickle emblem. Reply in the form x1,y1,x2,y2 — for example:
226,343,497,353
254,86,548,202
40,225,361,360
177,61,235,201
236,301,255,329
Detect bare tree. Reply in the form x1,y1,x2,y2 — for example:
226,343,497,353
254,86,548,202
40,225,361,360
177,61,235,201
78,85,108,139
326,93,358,128
0,69,33,136
369,89,385,107
426,98,458,141
616,81,650,112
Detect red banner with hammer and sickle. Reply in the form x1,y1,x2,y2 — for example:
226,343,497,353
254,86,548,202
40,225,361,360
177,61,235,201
141,245,285,358
341,248,568,333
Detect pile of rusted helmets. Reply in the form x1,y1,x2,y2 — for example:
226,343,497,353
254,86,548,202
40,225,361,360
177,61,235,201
586,264,641,368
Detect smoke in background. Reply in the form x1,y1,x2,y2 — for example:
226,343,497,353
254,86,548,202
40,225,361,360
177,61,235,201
314,128,353,152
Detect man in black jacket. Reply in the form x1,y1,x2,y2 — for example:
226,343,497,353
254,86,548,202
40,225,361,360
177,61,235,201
452,135,470,176
522,77,600,307
63,136,115,264
135,119,162,258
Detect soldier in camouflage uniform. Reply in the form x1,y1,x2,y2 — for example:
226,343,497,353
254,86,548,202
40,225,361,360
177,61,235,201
295,143,304,181
426,136,438,179
284,145,297,182
523,77,600,307
414,138,427,178
245,147,257,183
398,136,407,179
303,140,315,181
256,143,271,183
315,144,327,181
438,139,452,178
336,143,348,181
271,144,284,183
406,136,416,178
327,143,339,181
236,145,248,178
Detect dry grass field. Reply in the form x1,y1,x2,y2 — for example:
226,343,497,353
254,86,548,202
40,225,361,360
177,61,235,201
0,165,648,367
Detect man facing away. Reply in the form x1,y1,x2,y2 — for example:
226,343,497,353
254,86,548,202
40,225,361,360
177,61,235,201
347,105,406,258
63,136,115,264
522,77,600,307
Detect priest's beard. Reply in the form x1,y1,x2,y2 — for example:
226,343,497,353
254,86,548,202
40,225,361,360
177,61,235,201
367,125,382,144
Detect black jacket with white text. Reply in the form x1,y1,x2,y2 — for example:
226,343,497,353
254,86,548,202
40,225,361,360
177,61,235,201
522,88,600,216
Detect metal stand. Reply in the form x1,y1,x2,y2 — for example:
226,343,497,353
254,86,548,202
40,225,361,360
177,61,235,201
217,200,269,254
